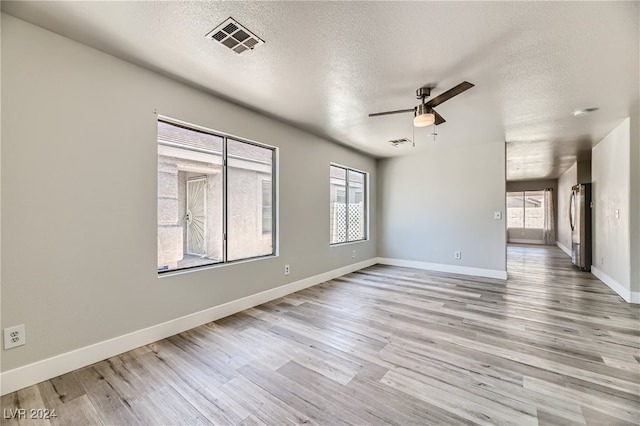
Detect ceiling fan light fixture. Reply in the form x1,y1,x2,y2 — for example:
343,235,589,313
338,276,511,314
414,112,435,127
414,103,435,127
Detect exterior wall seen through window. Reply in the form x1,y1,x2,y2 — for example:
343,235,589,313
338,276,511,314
506,190,545,229
157,119,275,273
330,165,367,244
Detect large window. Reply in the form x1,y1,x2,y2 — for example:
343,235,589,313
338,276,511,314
157,119,275,273
330,164,367,244
506,190,544,229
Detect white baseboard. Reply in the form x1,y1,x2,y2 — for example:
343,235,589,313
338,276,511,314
591,266,638,304
0,259,377,396
556,241,571,257
508,239,545,245
376,257,507,280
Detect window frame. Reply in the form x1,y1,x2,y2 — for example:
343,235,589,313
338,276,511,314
329,163,368,245
157,115,277,275
506,190,545,230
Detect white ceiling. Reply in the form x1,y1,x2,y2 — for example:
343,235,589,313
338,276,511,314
2,1,638,181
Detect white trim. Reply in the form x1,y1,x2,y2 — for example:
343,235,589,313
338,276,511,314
591,266,638,304
376,257,507,280
507,239,545,245
556,241,572,257
157,114,278,152
0,259,377,396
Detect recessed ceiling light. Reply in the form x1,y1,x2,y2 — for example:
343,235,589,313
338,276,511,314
573,107,599,117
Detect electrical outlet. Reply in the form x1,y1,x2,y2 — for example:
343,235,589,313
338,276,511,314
454,251,462,260
4,324,26,350
352,250,356,258
284,264,290,276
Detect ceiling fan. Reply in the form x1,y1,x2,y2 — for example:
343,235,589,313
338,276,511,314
369,81,474,127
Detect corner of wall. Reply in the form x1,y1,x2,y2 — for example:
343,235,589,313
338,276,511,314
629,101,640,294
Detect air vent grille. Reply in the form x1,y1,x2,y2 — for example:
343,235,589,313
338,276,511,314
389,138,412,147
206,17,264,55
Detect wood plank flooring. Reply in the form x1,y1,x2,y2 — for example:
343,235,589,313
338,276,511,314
2,244,639,425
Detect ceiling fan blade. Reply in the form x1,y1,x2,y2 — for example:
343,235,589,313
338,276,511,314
369,108,415,117
425,81,474,108
433,110,446,125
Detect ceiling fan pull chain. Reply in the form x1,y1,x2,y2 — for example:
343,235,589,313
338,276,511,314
412,124,415,147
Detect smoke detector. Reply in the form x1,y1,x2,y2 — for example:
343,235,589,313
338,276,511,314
205,17,264,55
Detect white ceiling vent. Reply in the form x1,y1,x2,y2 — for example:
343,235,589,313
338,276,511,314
205,17,264,55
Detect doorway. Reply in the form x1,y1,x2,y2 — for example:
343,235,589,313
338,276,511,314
186,177,207,256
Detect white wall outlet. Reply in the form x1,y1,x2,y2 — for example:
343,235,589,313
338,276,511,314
352,250,356,258
454,251,462,260
4,324,26,350
284,264,290,276
494,211,502,220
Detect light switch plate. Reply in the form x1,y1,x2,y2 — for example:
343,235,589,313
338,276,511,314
494,211,502,220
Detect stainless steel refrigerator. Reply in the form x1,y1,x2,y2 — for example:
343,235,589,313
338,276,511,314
569,183,592,271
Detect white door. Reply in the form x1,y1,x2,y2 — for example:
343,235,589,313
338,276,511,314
186,177,207,256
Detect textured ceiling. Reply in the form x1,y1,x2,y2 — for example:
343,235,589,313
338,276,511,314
2,1,638,181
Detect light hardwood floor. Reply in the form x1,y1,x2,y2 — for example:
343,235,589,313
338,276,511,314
2,245,639,425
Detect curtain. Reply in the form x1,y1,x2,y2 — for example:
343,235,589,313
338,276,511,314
543,188,556,245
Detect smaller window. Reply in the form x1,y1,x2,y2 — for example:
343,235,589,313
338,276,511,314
330,164,367,244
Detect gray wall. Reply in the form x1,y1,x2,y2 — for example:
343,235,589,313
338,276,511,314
0,11,4,373
576,159,592,185
1,15,377,371
631,101,639,295
377,141,506,274
592,118,631,290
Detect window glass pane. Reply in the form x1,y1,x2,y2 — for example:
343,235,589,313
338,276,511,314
330,166,347,244
506,192,524,228
524,190,544,229
157,121,223,272
347,169,366,241
261,180,272,234
227,138,274,261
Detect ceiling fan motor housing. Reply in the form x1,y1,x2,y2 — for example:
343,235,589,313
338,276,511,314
416,86,432,98
415,103,433,116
